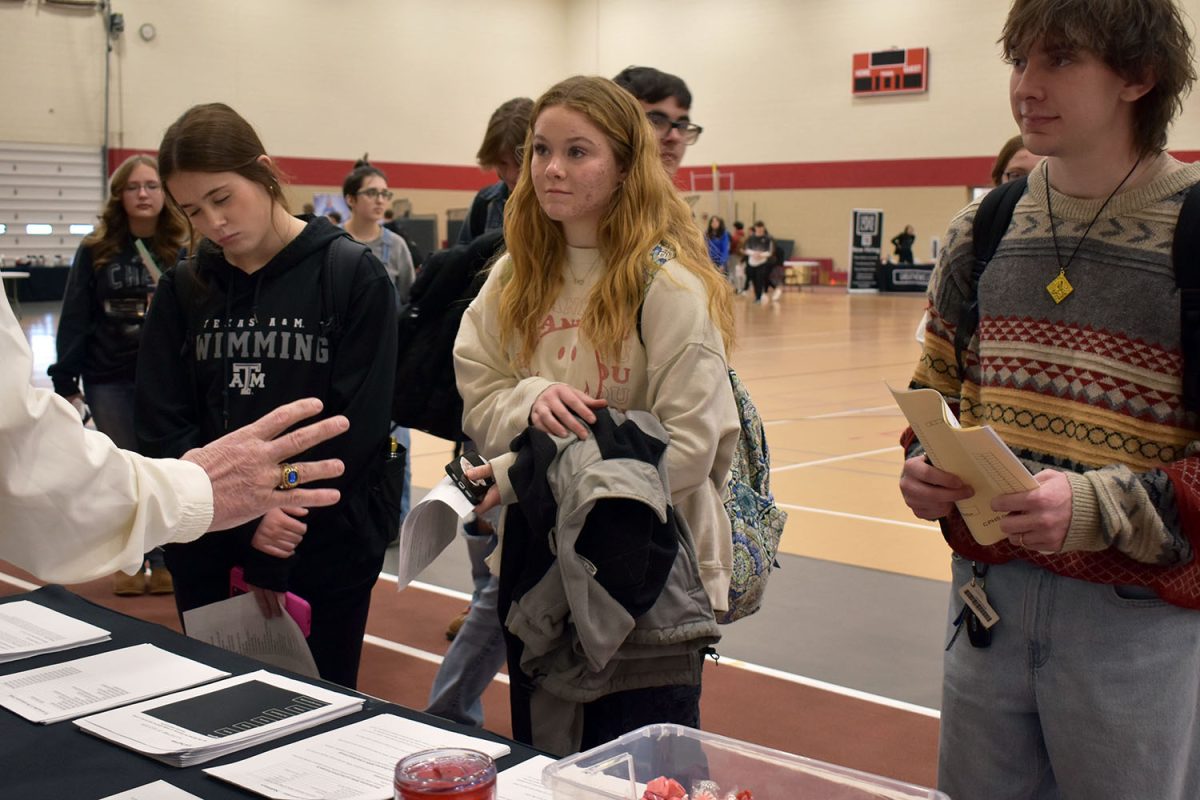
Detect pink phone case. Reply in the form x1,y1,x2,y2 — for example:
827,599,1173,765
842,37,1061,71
229,566,312,637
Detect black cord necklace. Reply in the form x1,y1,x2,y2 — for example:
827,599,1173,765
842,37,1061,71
1044,156,1140,304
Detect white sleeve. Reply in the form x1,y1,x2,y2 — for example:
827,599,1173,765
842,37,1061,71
0,291,213,583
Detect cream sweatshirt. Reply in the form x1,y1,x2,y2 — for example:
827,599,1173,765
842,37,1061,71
454,245,739,611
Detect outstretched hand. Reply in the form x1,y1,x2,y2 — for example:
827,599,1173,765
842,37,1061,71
181,397,349,532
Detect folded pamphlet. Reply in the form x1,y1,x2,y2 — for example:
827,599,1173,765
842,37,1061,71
890,385,1038,544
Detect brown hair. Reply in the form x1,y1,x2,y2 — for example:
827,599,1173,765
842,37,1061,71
157,103,290,247
84,154,185,271
475,97,533,168
990,135,1027,186
1001,0,1196,156
500,76,733,366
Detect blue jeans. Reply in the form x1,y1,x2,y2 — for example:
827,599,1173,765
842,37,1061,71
389,424,412,526
87,381,163,569
425,570,506,726
939,556,1200,799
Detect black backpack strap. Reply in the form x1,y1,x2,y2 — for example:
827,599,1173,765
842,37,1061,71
954,176,1027,378
171,257,204,359
320,233,368,347
1173,182,1200,413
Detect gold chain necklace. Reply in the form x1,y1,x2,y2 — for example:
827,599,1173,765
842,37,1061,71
1044,157,1140,304
565,256,595,286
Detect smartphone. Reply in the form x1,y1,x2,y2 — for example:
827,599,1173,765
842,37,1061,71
229,566,312,637
445,451,494,506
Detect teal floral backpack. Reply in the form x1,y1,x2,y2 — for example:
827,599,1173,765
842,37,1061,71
641,246,787,623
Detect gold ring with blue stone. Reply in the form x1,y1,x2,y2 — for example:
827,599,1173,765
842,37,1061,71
278,463,300,490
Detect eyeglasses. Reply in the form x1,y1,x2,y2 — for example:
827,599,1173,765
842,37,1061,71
645,112,703,145
356,188,394,201
122,182,162,194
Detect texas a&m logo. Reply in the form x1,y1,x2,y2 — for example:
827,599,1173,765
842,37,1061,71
229,363,265,395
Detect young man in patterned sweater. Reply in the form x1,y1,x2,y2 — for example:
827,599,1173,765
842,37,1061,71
898,0,1200,797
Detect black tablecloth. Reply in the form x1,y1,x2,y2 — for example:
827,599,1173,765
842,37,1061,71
0,586,540,798
4,266,71,302
876,262,934,292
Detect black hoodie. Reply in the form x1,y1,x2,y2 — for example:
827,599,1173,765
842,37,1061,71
135,217,398,593
49,237,157,397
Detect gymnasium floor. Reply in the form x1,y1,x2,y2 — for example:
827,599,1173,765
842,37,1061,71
3,287,949,788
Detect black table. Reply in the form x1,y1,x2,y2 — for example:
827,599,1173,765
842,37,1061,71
0,586,541,798
876,262,934,292
4,266,71,302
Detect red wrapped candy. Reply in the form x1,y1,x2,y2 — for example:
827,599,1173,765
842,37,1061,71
642,776,688,800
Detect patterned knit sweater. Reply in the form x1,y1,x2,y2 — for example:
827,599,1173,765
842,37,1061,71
906,156,1200,606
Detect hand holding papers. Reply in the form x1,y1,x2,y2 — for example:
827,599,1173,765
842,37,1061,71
0,643,228,723
395,476,477,589
183,592,319,678
204,713,512,800
0,600,109,663
74,669,363,766
890,385,1038,544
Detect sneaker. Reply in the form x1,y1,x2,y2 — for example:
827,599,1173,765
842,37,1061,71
147,566,175,595
446,606,471,641
771,287,783,302
113,569,146,596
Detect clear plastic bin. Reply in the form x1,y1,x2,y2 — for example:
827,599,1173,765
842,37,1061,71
542,723,949,799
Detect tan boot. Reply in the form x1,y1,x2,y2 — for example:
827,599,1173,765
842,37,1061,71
147,565,175,595
445,606,471,641
113,569,146,596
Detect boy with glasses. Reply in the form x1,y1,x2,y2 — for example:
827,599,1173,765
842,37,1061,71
898,1,1200,796
613,66,702,179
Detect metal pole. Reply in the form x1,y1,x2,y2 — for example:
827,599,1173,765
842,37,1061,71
101,0,112,183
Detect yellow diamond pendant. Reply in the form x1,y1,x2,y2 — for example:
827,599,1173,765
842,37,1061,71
1046,270,1074,304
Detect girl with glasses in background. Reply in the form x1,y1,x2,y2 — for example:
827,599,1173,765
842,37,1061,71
49,154,186,597
341,158,415,306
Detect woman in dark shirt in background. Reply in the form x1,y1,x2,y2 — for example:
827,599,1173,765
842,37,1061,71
49,154,186,597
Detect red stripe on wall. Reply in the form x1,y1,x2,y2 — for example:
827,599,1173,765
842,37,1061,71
108,149,495,192
111,148,1200,192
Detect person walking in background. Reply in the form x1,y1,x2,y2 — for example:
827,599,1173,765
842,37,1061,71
899,1,1200,796
457,98,533,245
49,154,186,597
706,215,730,273
453,75,737,753
891,224,916,264
137,103,400,689
743,220,776,304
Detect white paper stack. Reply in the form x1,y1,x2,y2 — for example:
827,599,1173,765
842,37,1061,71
0,600,110,663
204,713,512,800
74,670,364,767
0,643,229,723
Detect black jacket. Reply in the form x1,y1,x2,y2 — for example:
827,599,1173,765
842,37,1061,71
135,217,398,591
49,238,156,396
